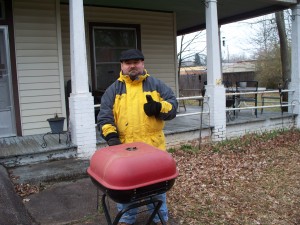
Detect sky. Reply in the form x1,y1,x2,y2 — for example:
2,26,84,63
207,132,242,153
177,17,262,61
220,19,256,58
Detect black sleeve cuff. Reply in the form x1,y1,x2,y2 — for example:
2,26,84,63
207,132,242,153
104,132,119,141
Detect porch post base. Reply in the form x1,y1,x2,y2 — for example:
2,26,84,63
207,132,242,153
69,93,96,158
205,85,226,142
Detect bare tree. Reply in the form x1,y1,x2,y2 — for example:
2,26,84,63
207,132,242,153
249,15,279,55
177,32,206,77
177,32,207,97
275,10,291,110
248,11,291,90
275,11,291,84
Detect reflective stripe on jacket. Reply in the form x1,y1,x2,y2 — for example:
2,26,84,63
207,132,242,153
97,70,178,150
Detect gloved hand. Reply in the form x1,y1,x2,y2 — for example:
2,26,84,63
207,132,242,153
107,137,121,146
144,95,162,117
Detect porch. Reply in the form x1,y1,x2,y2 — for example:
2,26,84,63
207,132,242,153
0,105,296,168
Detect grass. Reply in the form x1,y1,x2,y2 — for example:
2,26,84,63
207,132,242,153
167,129,300,225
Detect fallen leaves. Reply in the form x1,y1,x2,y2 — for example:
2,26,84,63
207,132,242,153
167,129,300,225
14,183,39,197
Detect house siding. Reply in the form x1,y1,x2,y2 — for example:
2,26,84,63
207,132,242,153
13,0,64,135
60,5,177,91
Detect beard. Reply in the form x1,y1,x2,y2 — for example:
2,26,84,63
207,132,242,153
129,69,139,76
128,69,144,80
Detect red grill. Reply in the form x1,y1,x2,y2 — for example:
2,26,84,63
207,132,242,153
87,142,178,225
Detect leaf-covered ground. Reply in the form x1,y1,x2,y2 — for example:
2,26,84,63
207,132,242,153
167,129,300,225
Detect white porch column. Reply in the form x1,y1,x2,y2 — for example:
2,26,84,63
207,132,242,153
69,0,96,158
290,3,300,128
205,0,226,141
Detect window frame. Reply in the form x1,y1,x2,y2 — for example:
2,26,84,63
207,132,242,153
89,23,141,94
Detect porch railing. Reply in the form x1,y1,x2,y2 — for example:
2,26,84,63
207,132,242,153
93,89,297,126
225,89,295,112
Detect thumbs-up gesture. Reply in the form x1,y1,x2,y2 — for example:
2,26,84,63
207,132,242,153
144,95,162,117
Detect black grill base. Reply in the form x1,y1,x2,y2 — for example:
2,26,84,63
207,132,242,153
90,177,175,203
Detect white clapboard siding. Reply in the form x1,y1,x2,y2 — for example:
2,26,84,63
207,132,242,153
60,5,177,91
20,94,61,104
21,101,62,111
14,23,57,31
13,16,56,24
15,43,58,50
20,89,61,97
26,115,62,125
22,107,62,117
15,36,58,43
14,30,57,37
18,63,59,71
17,56,59,64
17,63,59,70
13,0,56,10
22,122,54,133
18,83,60,91
23,113,66,130
14,0,64,135
18,69,60,77
22,115,56,123
22,127,48,136
16,50,58,57
18,76,60,84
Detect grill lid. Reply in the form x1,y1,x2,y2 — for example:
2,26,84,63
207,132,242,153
87,142,178,190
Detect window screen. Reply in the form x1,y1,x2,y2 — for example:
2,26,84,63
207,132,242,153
92,26,138,91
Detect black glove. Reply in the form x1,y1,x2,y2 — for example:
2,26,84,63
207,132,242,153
144,95,162,117
107,137,121,146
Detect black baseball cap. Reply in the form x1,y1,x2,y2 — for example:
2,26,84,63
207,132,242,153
120,49,144,62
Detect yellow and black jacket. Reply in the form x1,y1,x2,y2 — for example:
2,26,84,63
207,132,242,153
97,70,178,150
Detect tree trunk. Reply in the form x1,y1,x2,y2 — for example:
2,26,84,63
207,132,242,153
177,35,184,93
275,11,290,111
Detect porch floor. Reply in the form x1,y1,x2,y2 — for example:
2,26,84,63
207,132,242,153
0,132,75,158
0,105,295,162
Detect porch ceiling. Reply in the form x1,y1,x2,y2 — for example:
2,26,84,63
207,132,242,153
62,0,297,35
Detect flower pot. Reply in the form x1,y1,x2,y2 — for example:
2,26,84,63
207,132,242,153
47,117,65,134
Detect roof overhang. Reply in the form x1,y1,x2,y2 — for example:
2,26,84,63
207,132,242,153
62,0,298,35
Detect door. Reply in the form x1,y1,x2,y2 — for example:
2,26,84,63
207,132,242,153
0,26,15,137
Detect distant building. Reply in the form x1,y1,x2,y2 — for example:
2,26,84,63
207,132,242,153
222,61,256,86
180,61,256,87
179,66,207,76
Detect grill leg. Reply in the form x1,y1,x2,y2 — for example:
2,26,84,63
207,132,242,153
150,200,166,225
146,200,164,225
102,194,113,225
96,189,100,211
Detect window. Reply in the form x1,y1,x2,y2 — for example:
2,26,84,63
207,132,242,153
90,23,141,92
0,0,5,20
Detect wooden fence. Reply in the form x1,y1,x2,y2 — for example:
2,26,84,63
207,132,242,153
179,74,206,96
180,72,255,96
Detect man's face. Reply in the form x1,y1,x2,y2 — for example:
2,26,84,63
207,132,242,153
121,59,145,79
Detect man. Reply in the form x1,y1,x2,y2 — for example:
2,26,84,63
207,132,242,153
97,49,178,225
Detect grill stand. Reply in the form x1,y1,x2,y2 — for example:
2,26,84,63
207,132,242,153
99,191,166,225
